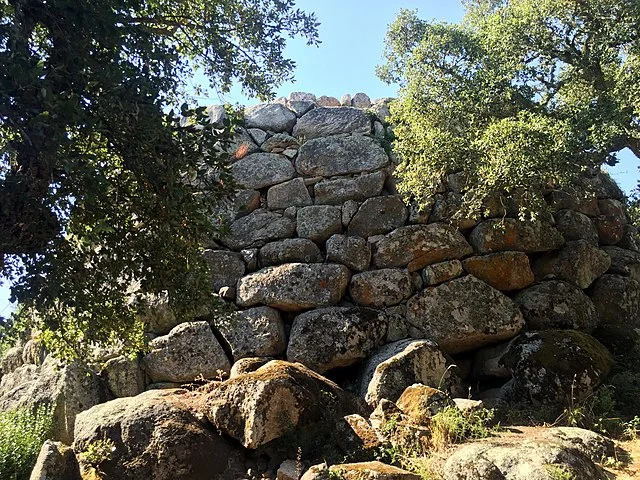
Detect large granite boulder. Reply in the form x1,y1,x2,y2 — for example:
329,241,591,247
293,107,371,139
212,307,286,361
143,321,231,383
358,339,462,407
302,462,420,480
230,153,295,189
349,269,413,308
602,245,640,281
221,210,296,250
372,224,473,271
462,252,535,291
533,240,611,288
259,238,323,267
502,330,614,404
469,219,565,253
347,196,408,239
202,250,245,291
287,307,388,373
514,281,599,332
314,171,386,205
29,440,81,480
406,276,525,354
296,205,342,244
0,356,111,444
267,178,312,210
244,103,297,132
326,234,371,271
296,136,389,177
443,434,607,480
236,263,350,311
589,274,640,326
206,361,361,452
554,209,599,245
73,389,246,480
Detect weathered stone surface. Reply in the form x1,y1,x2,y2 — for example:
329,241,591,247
22,339,46,366
349,269,413,308
372,224,473,271
213,307,286,361
259,238,323,267
602,246,640,281
429,192,479,230
293,107,370,138
359,339,462,407
289,92,316,102
514,281,599,332
469,219,565,253
135,292,181,335
29,440,80,480
618,225,640,251
443,436,606,480
340,93,352,106
206,360,360,451
541,427,616,461
406,276,525,354
296,136,389,177
421,260,464,286
326,234,371,271
244,103,297,132
462,252,535,291
316,96,341,107
101,355,146,398
232,189,261,219
231,153,295,189
237,263,350,311
533,240,611,288
326,462,419,480
267,178,312,210
590,274,640,326
262,133,299,153
247,128,268,145
502,330,614,404
74,389,245,480
347,196,408,238
0,356,111,444
396,385,455,425
229,357,273,378
1,345,23,375
314,171,386,205
546,189,601,217
554,209,599,245
472,340,513,380
143,321,231,383
342,200,361,226
352,93,372,108
287,307,388,373
206,104,228,127
222,210,296,250
579,172,625,200
203,250,246,291
297,205,342,243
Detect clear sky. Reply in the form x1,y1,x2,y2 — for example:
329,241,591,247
0,0,637,316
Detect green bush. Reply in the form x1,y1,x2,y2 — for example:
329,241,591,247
0,404,53,480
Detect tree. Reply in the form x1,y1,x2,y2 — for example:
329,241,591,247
0,0,318,359
378,1,640,218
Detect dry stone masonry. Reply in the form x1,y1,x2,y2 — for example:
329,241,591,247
3,91,640,480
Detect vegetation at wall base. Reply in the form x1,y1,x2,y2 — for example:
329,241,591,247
0,0,319,360
0,403,53,480
379,0,640,219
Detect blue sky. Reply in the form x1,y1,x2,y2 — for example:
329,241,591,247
1,0,637,316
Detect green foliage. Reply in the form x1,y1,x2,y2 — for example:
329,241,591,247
379,1,640,218
0,0,319,359
544,464,576,480
429,406,496,449
80,438,117,467
0,404,54,480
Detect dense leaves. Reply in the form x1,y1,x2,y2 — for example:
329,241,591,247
378,0,640,218
0,0,318,359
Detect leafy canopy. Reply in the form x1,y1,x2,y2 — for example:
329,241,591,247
0,0,318,359
378,0,640,217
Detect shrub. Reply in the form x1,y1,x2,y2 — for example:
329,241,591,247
0,404,53,480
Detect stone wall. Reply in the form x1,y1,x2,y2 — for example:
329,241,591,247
139,91,640,406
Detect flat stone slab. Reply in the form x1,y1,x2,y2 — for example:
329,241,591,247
296,135,389,177
231,153,295,189
293,106,371,139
